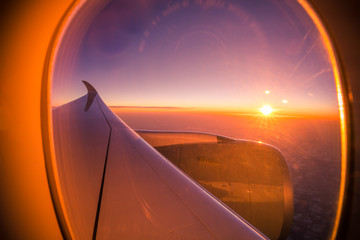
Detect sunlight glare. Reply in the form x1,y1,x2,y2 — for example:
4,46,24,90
260,105,273,116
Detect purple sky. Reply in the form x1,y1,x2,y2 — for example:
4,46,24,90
52,0,339,116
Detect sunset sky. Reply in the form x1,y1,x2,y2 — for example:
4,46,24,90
52,0,339,117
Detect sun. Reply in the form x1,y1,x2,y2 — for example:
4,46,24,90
260,105,273,116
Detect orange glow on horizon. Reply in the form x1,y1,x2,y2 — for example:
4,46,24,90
108,105,340,119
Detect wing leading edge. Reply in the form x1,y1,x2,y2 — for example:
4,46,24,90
52,81,267,240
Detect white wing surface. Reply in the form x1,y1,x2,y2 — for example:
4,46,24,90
52,81,267,240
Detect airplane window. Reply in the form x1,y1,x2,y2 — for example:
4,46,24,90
50,0,347,239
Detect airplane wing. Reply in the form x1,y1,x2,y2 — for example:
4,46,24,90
135,131,294,240
52,81,267,240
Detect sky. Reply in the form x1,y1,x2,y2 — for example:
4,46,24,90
52,0,339,117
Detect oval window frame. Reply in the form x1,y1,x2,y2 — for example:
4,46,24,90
40,1,353,239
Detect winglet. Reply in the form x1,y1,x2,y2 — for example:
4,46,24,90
82,81,97,112
82,80,97,93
